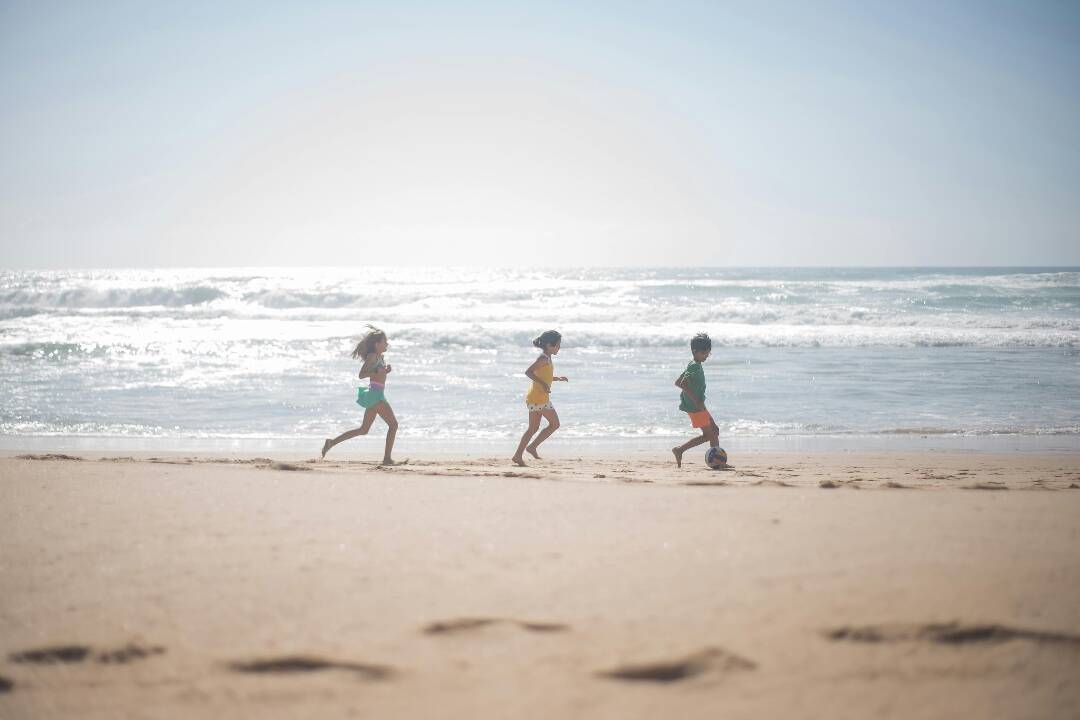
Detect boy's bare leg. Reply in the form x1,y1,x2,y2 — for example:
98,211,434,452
322,407,379,458
526,408,560,458
673,430,711,467
513,412,543,466
706,422,720,447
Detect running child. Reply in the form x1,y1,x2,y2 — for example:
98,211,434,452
321,325,399,464
672,332,721,467
512,330,568,466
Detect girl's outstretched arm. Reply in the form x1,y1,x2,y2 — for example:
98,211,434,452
524,356,551,394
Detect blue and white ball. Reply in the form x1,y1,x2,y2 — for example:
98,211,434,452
705,446,728,469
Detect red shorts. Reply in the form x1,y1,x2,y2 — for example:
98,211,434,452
688,410,713,429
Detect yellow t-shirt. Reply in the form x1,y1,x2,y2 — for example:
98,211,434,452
526,356,554,404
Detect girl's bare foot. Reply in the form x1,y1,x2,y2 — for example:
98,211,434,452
321,439,332,459
525,445,540,460
672,447,683,468
511,456,527,467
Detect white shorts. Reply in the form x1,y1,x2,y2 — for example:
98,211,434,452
526,401,555,412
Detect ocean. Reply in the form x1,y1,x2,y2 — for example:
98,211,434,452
1,267,1078,455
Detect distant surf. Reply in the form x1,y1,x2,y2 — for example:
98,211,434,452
1,267,1077,450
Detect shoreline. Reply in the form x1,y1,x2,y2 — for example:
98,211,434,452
2,448,1079,490
3,431,1079,459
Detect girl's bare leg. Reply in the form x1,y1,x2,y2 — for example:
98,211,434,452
322,407,379,458
376,403,398,465
512,412,543,466
526,408,560,458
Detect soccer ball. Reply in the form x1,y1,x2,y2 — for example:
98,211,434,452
705,446,728,469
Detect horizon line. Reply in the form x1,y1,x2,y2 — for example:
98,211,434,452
4,264,1080,273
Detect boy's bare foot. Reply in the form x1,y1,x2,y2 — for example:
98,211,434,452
321,439,332,459
672,447,683,468
380,458,397,466
511,456,527,467
525,445,540,460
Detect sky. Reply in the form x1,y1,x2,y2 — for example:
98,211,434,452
1,0,1078,268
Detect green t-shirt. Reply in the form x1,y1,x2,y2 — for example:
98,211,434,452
679,361,706,412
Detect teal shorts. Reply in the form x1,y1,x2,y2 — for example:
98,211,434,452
356,385,386,409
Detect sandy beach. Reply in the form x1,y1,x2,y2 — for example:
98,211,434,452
1,451,1079,719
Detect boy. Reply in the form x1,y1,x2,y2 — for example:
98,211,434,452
672,332,721,467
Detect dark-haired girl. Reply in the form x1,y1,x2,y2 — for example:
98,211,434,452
321,325,399,464
512,330,568,466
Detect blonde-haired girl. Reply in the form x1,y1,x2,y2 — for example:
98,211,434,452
321,325,399,464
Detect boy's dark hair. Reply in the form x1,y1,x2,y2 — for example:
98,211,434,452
533,330,562,349
690,333,712,353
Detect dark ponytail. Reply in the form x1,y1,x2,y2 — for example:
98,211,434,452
533,330,562,349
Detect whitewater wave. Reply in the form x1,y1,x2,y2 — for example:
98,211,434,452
4,419,1076,439
2,320,1077,352
0,285,226,309
2,268,1076,311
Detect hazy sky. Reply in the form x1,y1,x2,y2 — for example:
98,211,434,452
2,0,1078,268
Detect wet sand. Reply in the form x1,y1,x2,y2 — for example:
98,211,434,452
1,451,1079,719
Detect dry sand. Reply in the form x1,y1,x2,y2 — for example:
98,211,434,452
1,451,1079,719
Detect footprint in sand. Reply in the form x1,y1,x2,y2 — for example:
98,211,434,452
9,645,90,664
920,472,957,481
0,676,13,694
228,656,394,680
422,618,570,636
9,643,165,665
96,644,167,664
598,647,756,683
825,622,1080,648
15,453,84,461
264,461,311,472
372,460,411,470
818,479,862,489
